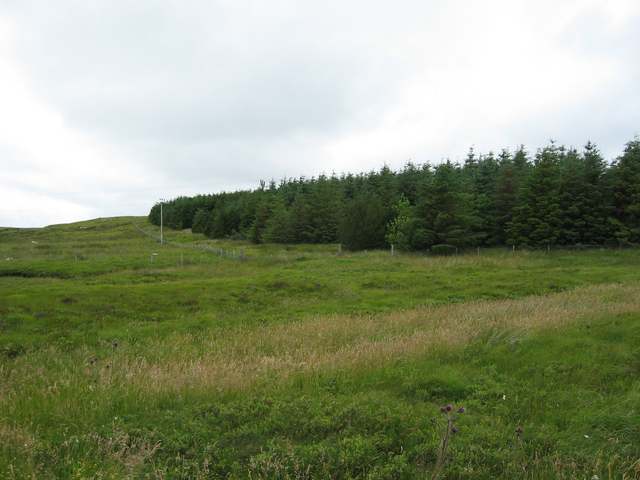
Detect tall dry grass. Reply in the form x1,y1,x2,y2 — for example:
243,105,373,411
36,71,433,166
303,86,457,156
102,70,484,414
113,282,640,393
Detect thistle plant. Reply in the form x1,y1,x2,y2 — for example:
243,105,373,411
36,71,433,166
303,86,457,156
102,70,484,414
431,404,465,480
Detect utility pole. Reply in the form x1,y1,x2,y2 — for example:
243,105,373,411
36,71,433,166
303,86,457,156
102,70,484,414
159,199,165,245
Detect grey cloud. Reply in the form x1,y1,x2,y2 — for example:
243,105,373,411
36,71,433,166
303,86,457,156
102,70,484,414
1,0,640,226
3,1,415,143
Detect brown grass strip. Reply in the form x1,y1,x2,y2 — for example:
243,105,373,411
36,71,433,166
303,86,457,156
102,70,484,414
118,282,640,393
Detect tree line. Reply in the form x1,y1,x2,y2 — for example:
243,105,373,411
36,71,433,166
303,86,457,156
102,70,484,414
149,138,640,251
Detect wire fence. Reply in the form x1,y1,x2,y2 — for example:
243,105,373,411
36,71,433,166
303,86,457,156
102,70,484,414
131,223,247,261
133,222,637,262
382,242,639,258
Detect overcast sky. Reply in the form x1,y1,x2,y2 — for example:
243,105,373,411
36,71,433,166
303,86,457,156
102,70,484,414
1,0,639,227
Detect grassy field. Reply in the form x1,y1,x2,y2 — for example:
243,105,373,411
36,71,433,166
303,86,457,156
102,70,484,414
1,217,639,479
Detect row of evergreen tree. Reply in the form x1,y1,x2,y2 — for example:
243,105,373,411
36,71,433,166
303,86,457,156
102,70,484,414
149,138,640,251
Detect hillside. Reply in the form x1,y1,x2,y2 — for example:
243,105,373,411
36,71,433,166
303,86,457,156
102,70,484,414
1,217,639,478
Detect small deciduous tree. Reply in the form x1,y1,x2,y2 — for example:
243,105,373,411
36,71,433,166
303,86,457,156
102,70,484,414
385,195,413,251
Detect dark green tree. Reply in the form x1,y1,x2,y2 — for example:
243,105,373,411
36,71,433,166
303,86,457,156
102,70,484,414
509,143,562,246
338,192,387,250
581,142,610,244
249,200,271,244
611,138,640,244
418,162,468,248
191,208,209,234
263,197,296,243
555,143,609,245
469,152,500,245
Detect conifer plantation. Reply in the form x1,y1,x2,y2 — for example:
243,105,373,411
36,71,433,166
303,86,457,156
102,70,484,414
150,138,640,250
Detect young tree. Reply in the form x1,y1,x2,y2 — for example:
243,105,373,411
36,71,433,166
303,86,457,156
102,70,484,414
385,195,414,250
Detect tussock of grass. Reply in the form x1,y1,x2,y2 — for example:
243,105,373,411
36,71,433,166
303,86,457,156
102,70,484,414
0,424,36,453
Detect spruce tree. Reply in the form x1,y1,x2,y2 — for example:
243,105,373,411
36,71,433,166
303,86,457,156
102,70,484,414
510,143,562,247
249,200,270,244
264,196,296,243
580,142,609,244
191,208,208,234
338,192,387,250
469,152,500,245
495,149,518,244
306,175,340,243
611,138,640,244
419,161,468,248
207,208,227,238
556,148,586,245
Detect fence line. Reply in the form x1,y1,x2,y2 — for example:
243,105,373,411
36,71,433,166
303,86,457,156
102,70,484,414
131,223,247,261
133,222,636,261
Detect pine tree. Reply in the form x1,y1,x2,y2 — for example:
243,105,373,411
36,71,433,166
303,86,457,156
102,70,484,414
306,175,340,242
611,138,640,244
191,208,209,234
289,193,314,243
263,196,296,243
556,148,585,245
249,200,270,244
419,162,468,248
396,162,423,204
338,192,387,250
495,149,518,244
510,144,562,247
553,145,608,245
470,152,500,245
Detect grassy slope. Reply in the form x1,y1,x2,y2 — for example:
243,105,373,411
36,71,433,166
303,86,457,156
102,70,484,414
0,217,639,478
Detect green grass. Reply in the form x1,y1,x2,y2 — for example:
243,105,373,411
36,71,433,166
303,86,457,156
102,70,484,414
1,217,639,478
